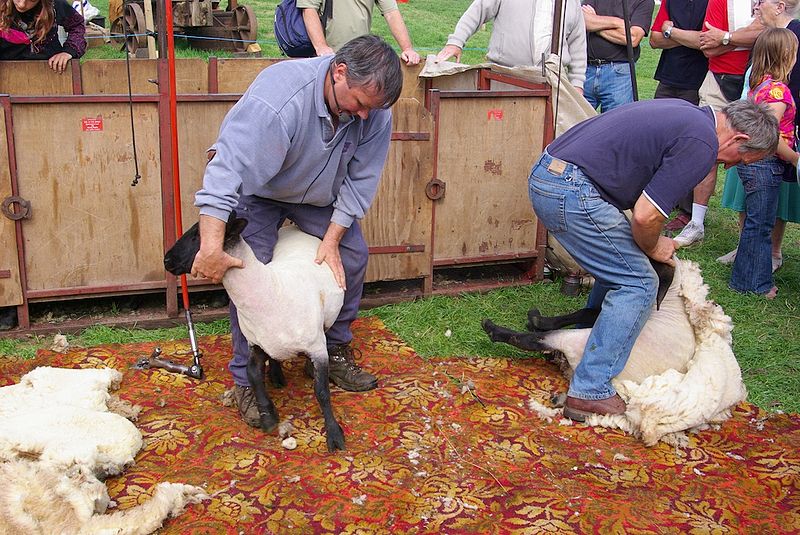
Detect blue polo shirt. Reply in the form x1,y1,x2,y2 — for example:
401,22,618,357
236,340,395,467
547,99,718,217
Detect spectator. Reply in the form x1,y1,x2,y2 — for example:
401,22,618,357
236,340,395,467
191,36,402,426
0,0,86,73
673,0,764,246
434,0,587,93
298,0,420,65
728,28,798,298
649,0,709,236
581,0,654,112
719,0,800,273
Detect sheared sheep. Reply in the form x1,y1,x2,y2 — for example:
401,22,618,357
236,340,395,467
163,215,346,452
483,259,747,445
0,366,207,534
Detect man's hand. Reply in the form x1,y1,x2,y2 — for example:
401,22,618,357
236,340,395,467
48,52,71,73
699,22,725,49
315,238,346,289
401,47,421,65
191,248,243,283
649,235,679,266
435,44,462,63
661,20,673,33
189,215,243,283
316,45,335,56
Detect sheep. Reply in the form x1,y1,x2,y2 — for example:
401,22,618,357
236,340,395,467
482,258,747,446
163,214,347,452
0,366,207,534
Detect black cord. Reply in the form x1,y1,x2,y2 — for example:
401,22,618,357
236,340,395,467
122,0,142,187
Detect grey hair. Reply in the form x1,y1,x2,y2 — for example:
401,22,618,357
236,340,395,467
334,34,403,108
723,99,779,154
783,0,800,18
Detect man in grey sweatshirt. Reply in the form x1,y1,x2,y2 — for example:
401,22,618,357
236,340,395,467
191,35,402,427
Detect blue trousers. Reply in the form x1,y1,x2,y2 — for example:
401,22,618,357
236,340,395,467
583,62,634,113
529,152,658,399
227,195,369,386
730,157,783,295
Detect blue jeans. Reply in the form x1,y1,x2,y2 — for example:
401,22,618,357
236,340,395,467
730,157,783,294
227,195,369,386
583,62,634,113
529,152,658,400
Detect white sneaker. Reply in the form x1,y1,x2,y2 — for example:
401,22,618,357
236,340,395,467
674,221,705,246
717,248,738,265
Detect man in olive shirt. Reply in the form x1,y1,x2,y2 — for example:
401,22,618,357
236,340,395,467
298,0,420,65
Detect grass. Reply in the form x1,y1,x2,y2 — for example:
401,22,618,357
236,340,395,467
2,3,798,413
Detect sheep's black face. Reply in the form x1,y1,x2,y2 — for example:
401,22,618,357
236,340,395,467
164,222,201,276
163,213,248,276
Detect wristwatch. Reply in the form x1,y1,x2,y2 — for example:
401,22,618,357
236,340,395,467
722,31,731,46
664,25,673,39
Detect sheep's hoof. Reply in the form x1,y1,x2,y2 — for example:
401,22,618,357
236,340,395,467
526,308,542,331
481,319,499,341
259,412,279,433
326,423,346,452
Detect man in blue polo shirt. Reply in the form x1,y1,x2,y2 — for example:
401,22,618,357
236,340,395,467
529,99,777,420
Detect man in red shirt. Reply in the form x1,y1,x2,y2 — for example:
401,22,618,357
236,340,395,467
673,0,763,246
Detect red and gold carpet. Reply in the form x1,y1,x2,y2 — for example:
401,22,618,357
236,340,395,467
1,316,798,534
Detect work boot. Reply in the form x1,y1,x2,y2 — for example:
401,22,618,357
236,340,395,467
673,221,705,247
232,385,261,428
563,394,626,422
304,344,378,391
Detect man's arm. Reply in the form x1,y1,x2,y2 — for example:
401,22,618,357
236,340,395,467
700,18,763,51
564,1,587,90
191,214,244,283
582,5,646,47
315,221,348,289
650,20,703,50
631,195,678,265
302,8,335,56
383,9,420,65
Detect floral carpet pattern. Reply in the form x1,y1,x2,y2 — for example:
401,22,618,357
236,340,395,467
1,316,799,534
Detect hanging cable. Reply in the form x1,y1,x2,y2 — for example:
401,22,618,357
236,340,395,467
122,0,142,187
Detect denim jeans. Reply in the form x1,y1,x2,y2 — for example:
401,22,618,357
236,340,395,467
227,195,369,386
730,156,783,294
529,152,658,400
583,62,634,113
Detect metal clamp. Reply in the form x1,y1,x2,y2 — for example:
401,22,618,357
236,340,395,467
1,196,31,221
425,178,446,201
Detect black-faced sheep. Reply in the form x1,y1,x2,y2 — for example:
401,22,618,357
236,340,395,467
164,215,346,452
0,366,207,534
482,258,747,446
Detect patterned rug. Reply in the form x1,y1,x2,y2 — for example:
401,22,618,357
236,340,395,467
1,316,798,534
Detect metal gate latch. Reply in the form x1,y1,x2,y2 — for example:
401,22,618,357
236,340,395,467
1,196,31,221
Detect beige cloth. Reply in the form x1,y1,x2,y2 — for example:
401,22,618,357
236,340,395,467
296,0,399,51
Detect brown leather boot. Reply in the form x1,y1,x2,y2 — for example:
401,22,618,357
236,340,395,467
232,385,261,428
563,394,626,422
305,344,378,391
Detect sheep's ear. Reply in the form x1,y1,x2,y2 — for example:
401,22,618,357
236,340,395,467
651,260,675,311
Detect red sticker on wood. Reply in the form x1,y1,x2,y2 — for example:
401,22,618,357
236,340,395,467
81,116,103,131
487,109,503,121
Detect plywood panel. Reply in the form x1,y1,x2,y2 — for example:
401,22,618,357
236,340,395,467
176,101,234,227
0,61,72,95
427,70,479,92
0,110,23,306
433,95,545,262
216,58,282,93
14,102,164,291
363,133,433,282
392,97,431,133
81,59,208,94
400,63,425,101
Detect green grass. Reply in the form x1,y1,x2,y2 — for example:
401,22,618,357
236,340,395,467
3,2,798,414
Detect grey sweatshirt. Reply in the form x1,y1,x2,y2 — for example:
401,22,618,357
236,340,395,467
446,0,587,86
196,56,393,229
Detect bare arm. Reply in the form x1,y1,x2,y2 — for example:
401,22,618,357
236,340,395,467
631,194,678,265
302,8,334,56
700,19,763,50
190,215,244,283
765,101,800,165
596,26,646,47
384,9,420,65
650,20,703,50
315,221,348,289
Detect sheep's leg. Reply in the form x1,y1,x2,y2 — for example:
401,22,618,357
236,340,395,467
482,319,550,353
267,355,287,388
309,354,345,452
246,345,279,432
526,307,600,331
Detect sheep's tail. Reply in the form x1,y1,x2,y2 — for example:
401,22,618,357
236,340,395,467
79,483,208,535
